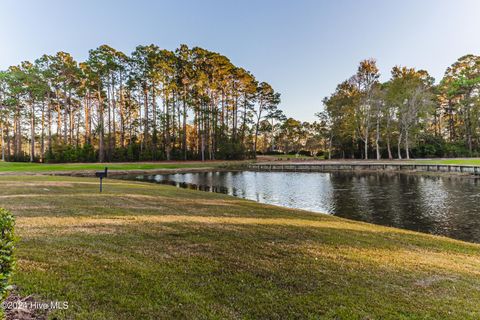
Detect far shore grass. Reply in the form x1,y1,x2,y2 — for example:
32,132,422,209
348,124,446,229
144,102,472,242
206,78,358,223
0,160,249,173
3,175,480,319
259,156,480,166
414,158,480,165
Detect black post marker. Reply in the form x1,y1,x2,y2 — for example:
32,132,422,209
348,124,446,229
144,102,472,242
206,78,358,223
95,167,108,193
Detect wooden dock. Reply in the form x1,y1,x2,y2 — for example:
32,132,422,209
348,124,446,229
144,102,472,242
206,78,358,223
248,163,480,175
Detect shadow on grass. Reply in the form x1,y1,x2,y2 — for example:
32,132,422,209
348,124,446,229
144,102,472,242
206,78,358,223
14,221,480,319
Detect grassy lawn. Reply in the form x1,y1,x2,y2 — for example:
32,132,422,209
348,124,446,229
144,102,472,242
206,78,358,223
1,175,479,319
0,160,247,173
414,158,480,165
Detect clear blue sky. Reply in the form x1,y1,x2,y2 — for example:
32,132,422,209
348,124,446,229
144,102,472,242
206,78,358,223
1,0,480,121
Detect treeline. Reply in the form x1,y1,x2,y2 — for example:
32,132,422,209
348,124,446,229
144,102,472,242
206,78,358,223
320,55,480,159
6,45,476,163
0,44,287,162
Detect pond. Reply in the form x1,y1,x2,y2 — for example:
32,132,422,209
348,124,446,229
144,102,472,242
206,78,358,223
119,171,480,243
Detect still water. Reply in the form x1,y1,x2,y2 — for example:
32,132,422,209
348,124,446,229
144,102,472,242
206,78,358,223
122,171,480,243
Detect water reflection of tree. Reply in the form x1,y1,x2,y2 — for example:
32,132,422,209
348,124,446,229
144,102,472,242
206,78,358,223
329,172,480,242
439,177,480,242
329,172,441,234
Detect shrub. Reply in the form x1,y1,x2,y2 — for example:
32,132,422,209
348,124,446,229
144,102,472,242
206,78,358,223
216,140,246,160
78,144,96,162
46,144,78,163
412,134,446,158
264,150,284,155
0,208,15,300
297,150,312,157
444,141,469,157
126,143,140,161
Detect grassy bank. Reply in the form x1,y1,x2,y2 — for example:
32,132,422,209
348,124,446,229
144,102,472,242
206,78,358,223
416,158,480,165
258,156,480,166
0,160,248,173
2,175,480,319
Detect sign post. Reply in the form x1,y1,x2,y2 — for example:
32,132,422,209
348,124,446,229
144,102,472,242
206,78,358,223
95,167,108,193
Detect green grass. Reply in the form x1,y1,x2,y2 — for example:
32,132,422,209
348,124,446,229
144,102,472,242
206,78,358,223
0,160,247,173
413,158,480,165
2,175,480,319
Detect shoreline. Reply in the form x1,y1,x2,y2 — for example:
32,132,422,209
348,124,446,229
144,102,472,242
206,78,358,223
249,160,480,179
1,161,480,179
47,167,244,177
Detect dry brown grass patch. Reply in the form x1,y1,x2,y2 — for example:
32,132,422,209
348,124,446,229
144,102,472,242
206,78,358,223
305,245,480,276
